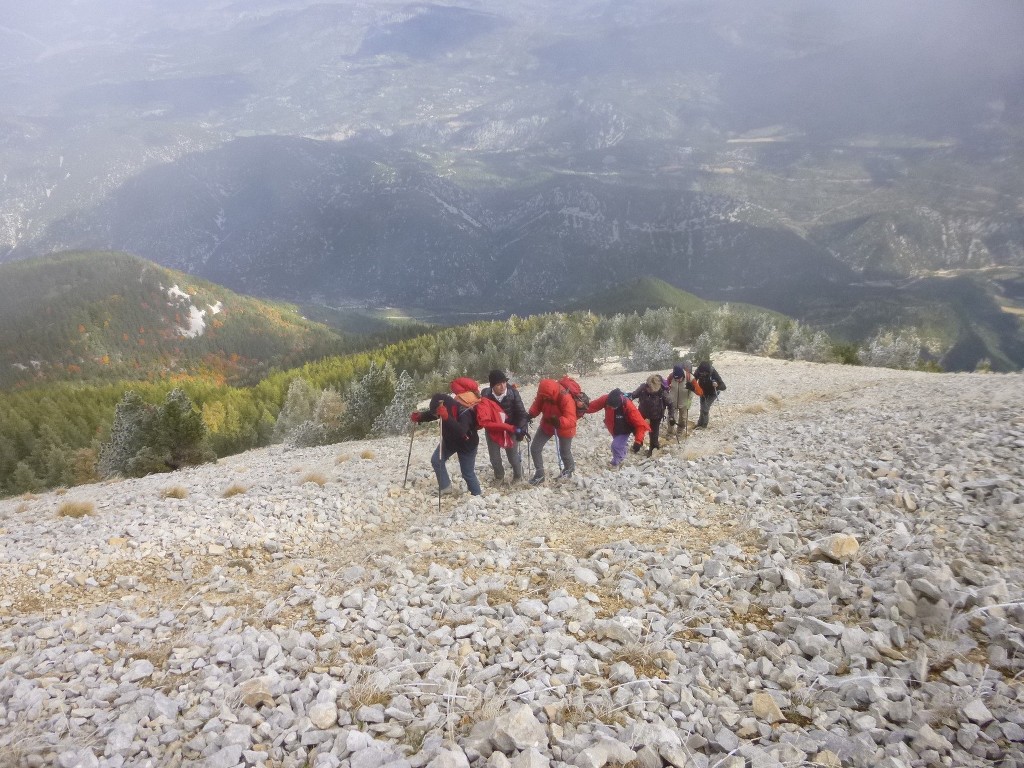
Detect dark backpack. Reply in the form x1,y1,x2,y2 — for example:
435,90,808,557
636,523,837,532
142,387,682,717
558,376,590,419
695,363,715,396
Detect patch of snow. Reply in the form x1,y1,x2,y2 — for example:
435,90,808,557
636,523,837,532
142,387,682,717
208,301,223,315
179,305,207,338
167,284,191,302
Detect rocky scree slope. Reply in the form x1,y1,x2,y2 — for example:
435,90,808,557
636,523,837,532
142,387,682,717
0,353,1022,768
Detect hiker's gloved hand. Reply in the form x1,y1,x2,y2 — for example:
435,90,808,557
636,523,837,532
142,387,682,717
669,418,676,426
435,404,449,421
544,416,559,427
632,442,642,453
410,411,422,423
515,427,526,438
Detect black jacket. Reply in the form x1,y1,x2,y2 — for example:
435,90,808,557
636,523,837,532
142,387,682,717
415,394,479,452
629,384,671,421
692,363,726,399
481,385,529,433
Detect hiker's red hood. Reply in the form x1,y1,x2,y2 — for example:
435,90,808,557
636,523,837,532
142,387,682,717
536,378,560,401
450,377,479,395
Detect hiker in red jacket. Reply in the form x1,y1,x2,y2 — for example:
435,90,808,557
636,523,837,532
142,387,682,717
587,388,649,468
526,378,577,484
477,369,526,484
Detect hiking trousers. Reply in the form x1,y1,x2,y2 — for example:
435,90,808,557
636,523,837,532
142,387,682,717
648,417,664,449
486,434,523,480
431,445,482,496
530,431,574,478
697,394,717,428
610,433,630,466
667,400,691,434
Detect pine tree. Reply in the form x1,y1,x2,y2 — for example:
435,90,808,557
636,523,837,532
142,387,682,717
98,391,154,477
689,332,717,366
372,370,419,436
628,332,674,372
9,461,42,495
859,331,922,369
154,389,213,469
339,361,396,439
273,378,318,443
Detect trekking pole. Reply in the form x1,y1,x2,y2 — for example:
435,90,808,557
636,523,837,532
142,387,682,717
437,423,444,514
554,433,564,474
524,431,532,478
402,423,417,489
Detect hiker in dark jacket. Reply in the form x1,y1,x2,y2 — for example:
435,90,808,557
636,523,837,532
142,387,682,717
480,369,529,483
692,361,726,429
665,360,694,438
629,374,672,456
587,388,649,467
410,377,482,496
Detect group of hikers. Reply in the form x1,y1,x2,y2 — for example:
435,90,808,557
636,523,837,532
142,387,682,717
409,361,726,497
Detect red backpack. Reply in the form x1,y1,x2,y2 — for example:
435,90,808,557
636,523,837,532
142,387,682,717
558,376,591,419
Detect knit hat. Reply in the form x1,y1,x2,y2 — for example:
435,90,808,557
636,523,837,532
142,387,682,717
487,369,508,387
672,364,685,379
606,389,623,409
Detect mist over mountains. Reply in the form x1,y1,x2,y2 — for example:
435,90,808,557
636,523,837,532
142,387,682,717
2,0,1023,367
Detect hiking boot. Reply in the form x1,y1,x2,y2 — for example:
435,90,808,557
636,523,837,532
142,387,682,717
438,484,455,496
559,469,574,480
646,447,655,458
528,474,546,486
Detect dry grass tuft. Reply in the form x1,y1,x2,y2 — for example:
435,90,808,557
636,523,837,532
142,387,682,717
57,500,95,518
610,641,670,680
222,483,248,498
335,453,352,464
766,394,784,407
298,471,327,487
360,450,376,460
162,485,189,499
54,487,68,496
15,502,30,514
348,644,376,664
343,667,392,711
738,402,768,415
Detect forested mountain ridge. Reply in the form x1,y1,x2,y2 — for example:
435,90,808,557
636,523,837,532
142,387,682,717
0,251,351,388
2,1,1022,370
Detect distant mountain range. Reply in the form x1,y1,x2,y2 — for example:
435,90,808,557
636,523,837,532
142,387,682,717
1,0,1022,369
0,252,350,388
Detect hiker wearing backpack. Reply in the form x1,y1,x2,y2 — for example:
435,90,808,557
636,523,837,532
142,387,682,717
480,369,529,484
526,378,579,484
410,377,482,496
692,360,727,429
587,388,649,468
665,360,694,438
629,374,672,457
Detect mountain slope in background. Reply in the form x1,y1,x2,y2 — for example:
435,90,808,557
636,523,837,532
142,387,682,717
2,0,1023,368
0,252,350,388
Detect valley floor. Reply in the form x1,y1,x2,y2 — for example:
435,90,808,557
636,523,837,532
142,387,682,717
1,353,1022,768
